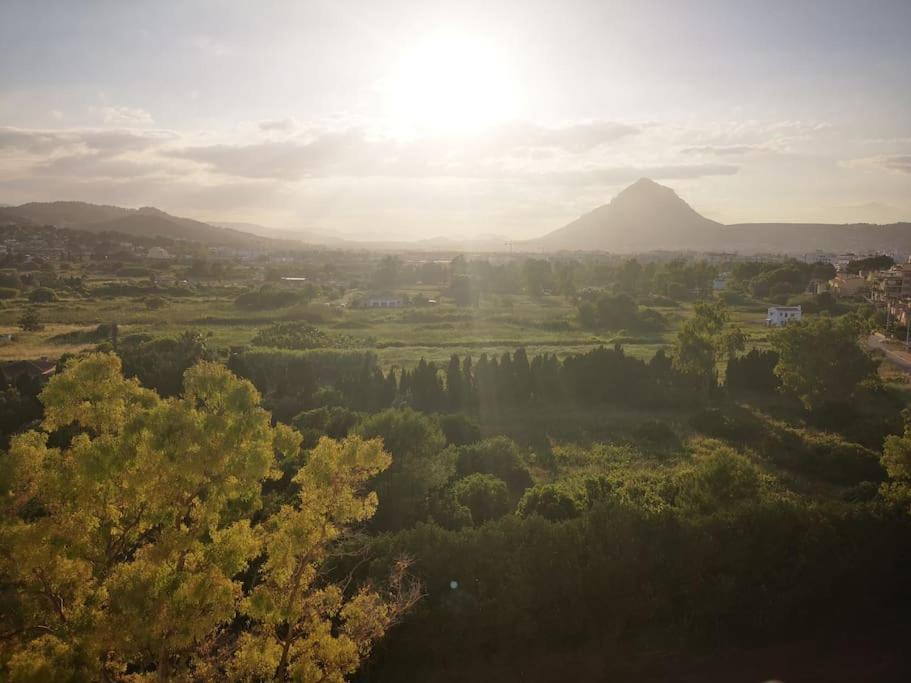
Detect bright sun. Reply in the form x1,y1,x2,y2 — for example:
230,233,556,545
384,32,519,134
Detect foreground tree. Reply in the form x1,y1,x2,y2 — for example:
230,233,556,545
0,353,416,681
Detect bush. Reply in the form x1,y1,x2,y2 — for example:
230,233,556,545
438,413,482,446
452,473,511,525
676,440,762,513
454,437,533,497
234,285,303,309
251,322,354,350
144,295,167,310
517,484,583,521
28,287,57,302
115,266,154,278
0,287,19,300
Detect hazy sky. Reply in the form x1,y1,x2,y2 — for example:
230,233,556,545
1,0,910,240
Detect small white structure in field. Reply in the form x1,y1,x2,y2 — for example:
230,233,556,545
360,293,404,308
767,305,802,327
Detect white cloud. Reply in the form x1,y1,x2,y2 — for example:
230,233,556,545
93,106,154,125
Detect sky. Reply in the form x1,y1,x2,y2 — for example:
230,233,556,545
1,0,910,240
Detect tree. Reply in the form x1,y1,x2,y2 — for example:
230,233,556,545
880,424,911,512
119,329,212,397
28,287,57,303
356,408,450,530
675,440,762,513
673,301,743,395
374,255,401,288
17,306,42,332
0,353,415,681
772,316,878,410
452,474,511,525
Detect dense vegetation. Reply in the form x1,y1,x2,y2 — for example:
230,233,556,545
2,239,911,680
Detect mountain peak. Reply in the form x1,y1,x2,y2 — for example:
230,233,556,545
614,178,677,202
532,178,721,252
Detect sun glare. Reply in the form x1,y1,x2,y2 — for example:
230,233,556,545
383,32,519,134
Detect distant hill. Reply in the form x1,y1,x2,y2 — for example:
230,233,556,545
530,179,911,254
532,178,723,252
0,201,271,248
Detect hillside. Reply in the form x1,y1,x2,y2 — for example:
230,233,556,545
531,178,724,252
0,201,270,248
531,179,911,254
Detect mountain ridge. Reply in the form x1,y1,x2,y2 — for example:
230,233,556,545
3,186,911,254
528,179,911,254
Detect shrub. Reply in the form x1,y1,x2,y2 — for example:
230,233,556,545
438,413,482,446
234,285,302,309
251,322,352,350
454,437,533,497
452,473,511,525
517,484,583,521
0,287,19,300
28,287,57,303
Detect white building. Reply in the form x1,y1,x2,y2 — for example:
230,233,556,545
360,293,404,308
767,305,802,327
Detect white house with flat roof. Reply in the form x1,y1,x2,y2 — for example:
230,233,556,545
767,305,802,327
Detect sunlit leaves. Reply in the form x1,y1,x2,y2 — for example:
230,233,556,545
0,353,410,681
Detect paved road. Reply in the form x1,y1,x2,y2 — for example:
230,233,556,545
866,333,911,372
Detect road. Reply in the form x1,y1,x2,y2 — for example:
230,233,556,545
866,333,911,372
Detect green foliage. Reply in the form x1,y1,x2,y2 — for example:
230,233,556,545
0,353,412,680
234,285,305,309
17,306,42,332
577,291,665,332
517,483,584,521
845,254,893,274
453,436,533,498
673,301,744,393
252,321,355,350
364,499,911,679
772,315,878,410
0,286,19,299
881,426,911,512
357,408,450,530
452,473,511,525
690,407,884,486
725,348,781,395
291,405,361,448
118,330,212,397
675,440,762,513
517,474,613,521
144,294,167,310
27,287,57,303
438,413,482,446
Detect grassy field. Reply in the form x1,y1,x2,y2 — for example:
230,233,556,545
0,279,780,368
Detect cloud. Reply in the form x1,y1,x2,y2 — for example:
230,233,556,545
0,126,172,156
93,106,154,125
257,119,298,133
842,154,911,174
167,121,642,181
680,144,765,156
